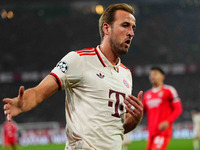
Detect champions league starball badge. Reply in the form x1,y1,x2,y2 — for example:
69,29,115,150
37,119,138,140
57,61,68,73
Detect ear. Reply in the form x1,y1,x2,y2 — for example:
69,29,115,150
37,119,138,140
162,75,165,81
102,22,111,36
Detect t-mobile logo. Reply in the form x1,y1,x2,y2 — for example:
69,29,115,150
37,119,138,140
108,89,125,118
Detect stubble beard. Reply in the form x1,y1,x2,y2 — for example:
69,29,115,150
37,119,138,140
110,37,129,56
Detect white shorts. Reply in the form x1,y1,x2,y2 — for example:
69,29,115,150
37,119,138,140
65,140,95,150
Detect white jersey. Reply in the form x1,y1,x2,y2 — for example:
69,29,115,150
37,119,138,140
51,46,132,150
192,113,200,138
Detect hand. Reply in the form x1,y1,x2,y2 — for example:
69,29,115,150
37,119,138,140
3,86,25,121
158,121,169,131
124,91,143,124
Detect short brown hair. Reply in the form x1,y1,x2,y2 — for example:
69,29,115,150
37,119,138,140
99,3,134,41
151,66,166,75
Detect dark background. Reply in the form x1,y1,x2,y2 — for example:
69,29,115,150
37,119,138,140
0,0,200,125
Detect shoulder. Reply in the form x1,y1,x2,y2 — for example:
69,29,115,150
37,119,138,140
61,47,96,64
163,84,179,97
119,63,132,82
120,63,131,73
62,51,79,60
75,48,96,56
3,122,7,126
163,84,177,92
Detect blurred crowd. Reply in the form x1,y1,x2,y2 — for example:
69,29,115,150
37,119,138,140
0,2,200,72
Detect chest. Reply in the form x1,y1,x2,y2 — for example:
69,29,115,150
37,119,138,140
81,62,132,95
76,61,132,119
145,90,171,109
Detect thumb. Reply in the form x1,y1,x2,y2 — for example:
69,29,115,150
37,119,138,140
18,86,24,99
7,114,12,122
138,90,143,102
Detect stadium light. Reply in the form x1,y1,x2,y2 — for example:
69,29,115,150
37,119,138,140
1,9,7,19
7,10,14,19
95,5,104,15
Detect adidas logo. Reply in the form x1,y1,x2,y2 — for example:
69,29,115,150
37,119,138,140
96,73,105,79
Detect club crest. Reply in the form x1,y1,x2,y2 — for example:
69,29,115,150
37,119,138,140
123,79,129,88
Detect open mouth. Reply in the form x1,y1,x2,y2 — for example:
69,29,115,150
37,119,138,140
125,39,131,45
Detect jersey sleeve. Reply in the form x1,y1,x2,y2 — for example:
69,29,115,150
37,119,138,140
50,51,83,90
167,86,183,123
168,85,180,102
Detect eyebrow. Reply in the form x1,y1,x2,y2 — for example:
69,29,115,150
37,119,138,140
123,22,136,29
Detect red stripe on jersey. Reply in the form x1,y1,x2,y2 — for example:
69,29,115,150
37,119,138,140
75,48,96,56
76,50,95,54
49,72,62,90
79,48,94,51
76,50,95,53
95,48,106,67
120,63,129,70
79,53,96,56
75,48,95,53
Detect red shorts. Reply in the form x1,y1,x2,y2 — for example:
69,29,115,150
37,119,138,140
4,137,17,146
146,135,171,150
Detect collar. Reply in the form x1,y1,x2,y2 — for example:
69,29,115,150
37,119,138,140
152,86,162,93
95,45,121,70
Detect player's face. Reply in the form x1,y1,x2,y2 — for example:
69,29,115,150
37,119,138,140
149,70,165,87
109,10,136,55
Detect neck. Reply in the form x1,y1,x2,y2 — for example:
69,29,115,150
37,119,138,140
99,42,119,65
152,83,163,88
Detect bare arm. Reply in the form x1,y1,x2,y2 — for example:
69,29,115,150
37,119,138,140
3,75,59,121
123,91,143,134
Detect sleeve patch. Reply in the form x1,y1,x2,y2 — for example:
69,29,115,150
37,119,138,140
57,61,68,73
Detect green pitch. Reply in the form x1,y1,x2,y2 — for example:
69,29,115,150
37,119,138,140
128,138,193,150
3,139,193,150
6,144,66,150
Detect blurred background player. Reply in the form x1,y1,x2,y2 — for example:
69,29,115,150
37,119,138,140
192,109,200,150
3,117,18,150
142,66,183,150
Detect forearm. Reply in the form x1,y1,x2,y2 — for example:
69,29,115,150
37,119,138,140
21,75,59,112
3,75,59,120
21,87,44,112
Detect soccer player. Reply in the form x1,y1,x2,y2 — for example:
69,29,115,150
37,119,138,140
3,118,18,150
3,3,143,150
142,66,182,150
192,109,200,150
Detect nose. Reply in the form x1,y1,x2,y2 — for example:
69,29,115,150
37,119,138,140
127,28,134,38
